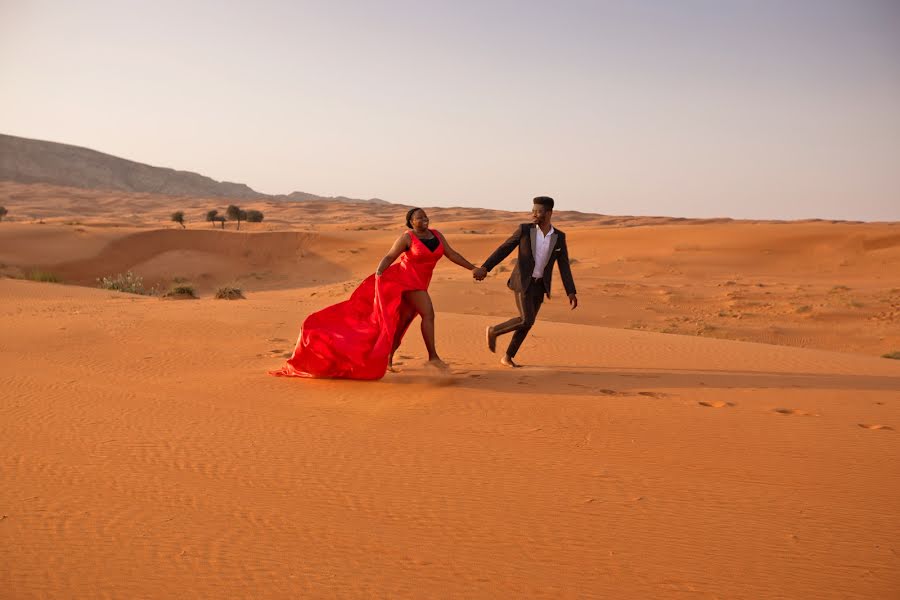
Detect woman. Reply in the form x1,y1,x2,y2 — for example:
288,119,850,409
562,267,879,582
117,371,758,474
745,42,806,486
270,208,486,380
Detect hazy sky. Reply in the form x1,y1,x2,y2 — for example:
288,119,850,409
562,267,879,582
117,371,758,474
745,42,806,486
2,1,899,220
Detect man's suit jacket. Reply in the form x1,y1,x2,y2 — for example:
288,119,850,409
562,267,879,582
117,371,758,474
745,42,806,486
482,223,576,299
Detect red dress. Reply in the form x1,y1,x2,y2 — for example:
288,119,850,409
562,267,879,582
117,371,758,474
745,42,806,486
270,230,445,380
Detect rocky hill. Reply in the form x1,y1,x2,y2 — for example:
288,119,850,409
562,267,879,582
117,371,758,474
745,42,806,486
0,133,387,203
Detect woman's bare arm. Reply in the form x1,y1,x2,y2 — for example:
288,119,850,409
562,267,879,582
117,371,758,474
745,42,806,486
375,233,411,276
435,231,479,271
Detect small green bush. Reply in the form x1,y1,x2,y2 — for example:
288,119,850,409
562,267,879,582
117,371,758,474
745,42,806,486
26,270,61,283
97,271,147,294
215,286,245,300
164,285,197,298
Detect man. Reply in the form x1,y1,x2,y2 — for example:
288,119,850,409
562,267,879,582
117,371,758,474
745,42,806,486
474,196,577,367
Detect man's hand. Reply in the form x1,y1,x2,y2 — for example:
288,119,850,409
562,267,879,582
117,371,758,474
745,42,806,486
568,293,578,310
472,267,487,281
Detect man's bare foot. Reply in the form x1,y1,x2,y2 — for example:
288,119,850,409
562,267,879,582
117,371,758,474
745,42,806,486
485,326,497,353
426,358,450,371
500,355,520,368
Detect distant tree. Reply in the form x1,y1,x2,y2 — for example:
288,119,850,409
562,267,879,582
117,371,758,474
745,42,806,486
206,209,226,229
246,209,264,223
171,211,186,228
0,206,7,222
226,205,245,230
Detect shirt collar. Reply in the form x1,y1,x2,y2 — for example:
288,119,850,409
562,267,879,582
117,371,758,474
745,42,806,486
535,224,555,238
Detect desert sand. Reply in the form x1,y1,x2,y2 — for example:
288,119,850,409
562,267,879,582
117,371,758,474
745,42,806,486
1,182,898,598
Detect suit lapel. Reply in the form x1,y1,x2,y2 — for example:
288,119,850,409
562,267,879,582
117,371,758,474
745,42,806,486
548,231,558,261
529,225,537,257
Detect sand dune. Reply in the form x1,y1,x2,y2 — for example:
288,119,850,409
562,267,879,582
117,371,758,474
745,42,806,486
1,278,898,598
1,182,899,598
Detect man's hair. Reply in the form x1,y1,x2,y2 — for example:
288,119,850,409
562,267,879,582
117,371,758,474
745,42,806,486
405,207,423,228
533,196,554,210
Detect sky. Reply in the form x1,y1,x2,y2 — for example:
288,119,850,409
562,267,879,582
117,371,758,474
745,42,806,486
1,0,899,220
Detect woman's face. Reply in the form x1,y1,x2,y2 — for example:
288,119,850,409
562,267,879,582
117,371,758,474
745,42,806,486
410,209,429,230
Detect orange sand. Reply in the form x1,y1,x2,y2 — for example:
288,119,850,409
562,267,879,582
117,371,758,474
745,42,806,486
1,182,898,598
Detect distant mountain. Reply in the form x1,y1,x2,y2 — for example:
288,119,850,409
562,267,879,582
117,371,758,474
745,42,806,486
286,191,390,205
0,133,389,204
0,133,266,199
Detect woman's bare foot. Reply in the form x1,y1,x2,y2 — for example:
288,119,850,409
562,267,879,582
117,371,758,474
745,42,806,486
500,355,520,368
425,357,450,371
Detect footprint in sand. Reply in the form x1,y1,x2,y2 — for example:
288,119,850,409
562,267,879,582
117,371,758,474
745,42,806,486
266,337,289,343
858,424,893,431
698,401,734,408
772,408,817,417
638,391,667,398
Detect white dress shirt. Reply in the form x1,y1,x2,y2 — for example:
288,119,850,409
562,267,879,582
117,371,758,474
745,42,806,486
532,225,555,278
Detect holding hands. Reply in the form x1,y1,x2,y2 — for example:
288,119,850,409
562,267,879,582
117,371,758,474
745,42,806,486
472,267,487,281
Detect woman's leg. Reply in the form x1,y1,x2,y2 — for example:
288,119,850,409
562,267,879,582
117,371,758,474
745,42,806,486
389,299,417,370
404,290,444,365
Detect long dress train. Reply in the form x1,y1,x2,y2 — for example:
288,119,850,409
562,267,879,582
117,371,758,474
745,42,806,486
269,230,445,380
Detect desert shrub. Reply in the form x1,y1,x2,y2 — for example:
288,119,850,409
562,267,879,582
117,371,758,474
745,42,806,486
26,270,61,283
215,286,245,300
164,285,197,298
0,206,8,221
882,351,900,360
97,271,147,294
246,210,264,223
171,211,186,228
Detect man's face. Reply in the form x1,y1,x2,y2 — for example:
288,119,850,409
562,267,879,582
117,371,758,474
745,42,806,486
532,204,551,226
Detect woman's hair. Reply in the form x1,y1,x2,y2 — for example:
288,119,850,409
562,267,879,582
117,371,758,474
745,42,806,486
405,207,423,228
